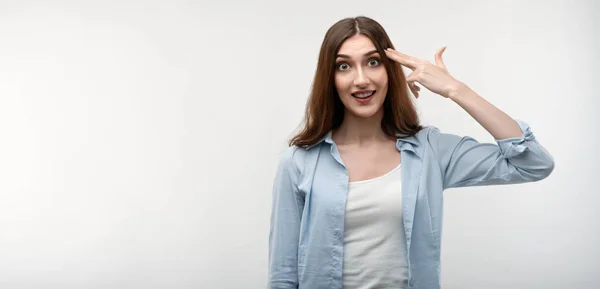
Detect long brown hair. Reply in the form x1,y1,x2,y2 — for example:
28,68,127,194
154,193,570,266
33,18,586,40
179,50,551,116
289,16,422,147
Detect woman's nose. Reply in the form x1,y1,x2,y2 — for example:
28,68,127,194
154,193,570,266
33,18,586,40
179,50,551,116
353,69,370,86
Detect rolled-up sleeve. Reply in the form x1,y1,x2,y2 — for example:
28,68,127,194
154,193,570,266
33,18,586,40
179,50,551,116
431,119,555,189
268,146,303,289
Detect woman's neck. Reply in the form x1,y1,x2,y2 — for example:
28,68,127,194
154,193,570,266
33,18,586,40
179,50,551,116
332,109,390,146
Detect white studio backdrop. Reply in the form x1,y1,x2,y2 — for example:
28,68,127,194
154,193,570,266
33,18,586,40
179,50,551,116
0,0,598,288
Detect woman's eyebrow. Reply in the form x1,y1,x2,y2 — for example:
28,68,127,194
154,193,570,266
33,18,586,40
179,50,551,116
336,50,379,59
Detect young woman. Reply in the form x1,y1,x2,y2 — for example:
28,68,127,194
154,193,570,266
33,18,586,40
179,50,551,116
268,16,554,289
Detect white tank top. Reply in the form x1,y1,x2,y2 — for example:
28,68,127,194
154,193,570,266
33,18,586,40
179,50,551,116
342,163,409,289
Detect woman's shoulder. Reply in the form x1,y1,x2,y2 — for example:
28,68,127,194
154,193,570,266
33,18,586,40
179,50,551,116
277,144,322,178
399,124,443,144
277,145,310,170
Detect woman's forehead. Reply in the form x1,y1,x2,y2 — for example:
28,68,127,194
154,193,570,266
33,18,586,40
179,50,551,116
337,35,378,57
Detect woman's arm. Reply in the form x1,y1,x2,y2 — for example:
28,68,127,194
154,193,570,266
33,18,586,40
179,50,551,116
268,146,303,289
448,83,523,140
429,83,554,189
383,47,555,189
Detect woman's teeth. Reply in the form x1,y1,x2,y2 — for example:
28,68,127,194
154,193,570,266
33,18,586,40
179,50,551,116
352,91,375,98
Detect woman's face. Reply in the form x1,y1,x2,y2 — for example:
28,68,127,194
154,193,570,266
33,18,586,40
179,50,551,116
334,34,389,120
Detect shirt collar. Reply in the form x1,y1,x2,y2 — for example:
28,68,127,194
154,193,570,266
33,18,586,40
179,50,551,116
303,130,420,152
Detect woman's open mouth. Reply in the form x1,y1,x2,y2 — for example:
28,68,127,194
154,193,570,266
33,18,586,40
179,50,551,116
352,90,376,103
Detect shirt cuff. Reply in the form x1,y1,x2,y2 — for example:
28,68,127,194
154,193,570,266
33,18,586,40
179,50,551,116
495,119,536,158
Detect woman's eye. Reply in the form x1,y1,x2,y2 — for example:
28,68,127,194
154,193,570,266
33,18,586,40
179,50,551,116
337,63,349,71
368,58,380,66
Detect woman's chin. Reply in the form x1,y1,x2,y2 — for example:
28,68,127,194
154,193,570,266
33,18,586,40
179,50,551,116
347,106,382,119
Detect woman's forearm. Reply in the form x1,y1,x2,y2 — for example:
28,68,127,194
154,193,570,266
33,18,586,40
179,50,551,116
448,82,523,140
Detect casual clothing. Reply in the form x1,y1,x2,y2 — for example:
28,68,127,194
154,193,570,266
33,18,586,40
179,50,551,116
268,120,554,289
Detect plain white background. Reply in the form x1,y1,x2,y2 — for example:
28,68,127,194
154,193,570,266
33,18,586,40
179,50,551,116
0,0,598,288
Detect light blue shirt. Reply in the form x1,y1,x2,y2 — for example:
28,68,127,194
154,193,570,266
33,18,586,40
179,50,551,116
268,120,554,289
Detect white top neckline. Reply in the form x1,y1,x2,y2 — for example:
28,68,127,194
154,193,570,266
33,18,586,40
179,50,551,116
349,162,402,185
